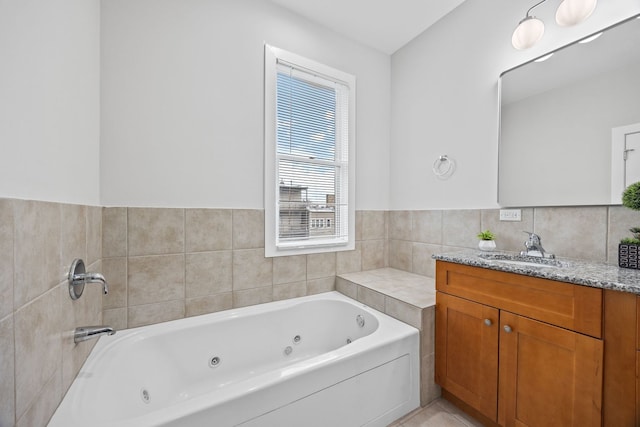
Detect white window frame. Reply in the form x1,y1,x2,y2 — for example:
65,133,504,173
264,44,356,257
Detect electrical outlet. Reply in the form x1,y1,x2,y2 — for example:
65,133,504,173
499,209,522,221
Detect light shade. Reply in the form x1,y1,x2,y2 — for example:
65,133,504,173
556,0,597,26
512,16,545,50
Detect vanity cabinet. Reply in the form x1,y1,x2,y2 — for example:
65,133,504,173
435,261,603,427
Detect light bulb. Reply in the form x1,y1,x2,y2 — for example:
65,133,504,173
556,0,597,27
512,16,545,50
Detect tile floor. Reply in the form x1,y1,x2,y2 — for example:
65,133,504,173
389,398,484,427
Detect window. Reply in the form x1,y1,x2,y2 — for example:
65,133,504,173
264,45,356,257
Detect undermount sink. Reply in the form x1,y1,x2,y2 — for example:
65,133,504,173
477,253,565,268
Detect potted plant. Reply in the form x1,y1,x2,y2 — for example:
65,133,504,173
619,182,640,269
477,230,496,251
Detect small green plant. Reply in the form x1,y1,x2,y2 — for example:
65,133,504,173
622,181,640,211
621,227,640,245
621,182,640,244
477,230,495,241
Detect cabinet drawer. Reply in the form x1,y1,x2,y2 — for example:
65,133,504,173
436,261,602,338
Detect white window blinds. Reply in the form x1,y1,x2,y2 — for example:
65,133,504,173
265,46,355,257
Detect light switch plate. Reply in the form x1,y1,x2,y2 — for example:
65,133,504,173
499,209,522,221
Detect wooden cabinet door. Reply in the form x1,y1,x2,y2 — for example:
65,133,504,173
498,311,603,427
435,292,499,421
637,351,640,426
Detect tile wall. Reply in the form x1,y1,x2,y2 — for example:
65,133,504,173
101,209,388,329
3,202,639,427
102,205,640,328
0,198,102,427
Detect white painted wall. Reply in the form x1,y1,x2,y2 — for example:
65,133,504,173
390,0,640,210
0,0,101,205
100,0,391,209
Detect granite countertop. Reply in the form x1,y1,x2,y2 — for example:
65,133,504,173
432,249,640,295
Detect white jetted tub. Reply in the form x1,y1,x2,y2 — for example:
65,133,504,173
49,292,420,427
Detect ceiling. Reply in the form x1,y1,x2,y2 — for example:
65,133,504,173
268,0,468,55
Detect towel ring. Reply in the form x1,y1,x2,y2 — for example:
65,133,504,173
433,155,454,178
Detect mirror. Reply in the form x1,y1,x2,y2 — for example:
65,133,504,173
498,14,640,207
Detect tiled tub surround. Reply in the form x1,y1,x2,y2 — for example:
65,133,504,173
0,198,103,427
102,205,640,329
1,204,633,426
336,268,439,407
101,208,389,329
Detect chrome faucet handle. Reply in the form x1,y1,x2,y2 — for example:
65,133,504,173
521,232,554,258
68,259,109,300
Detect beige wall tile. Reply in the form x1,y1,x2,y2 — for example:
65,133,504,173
336,243,362,274
128,300,185,328
102,207,127,258
306,252,336,280
384,297,421,329
86,206,102,265
273,281,306,301
103,308,127,331
102,257,127,309
186,251,232,298
186,293,233,317
608,206,640,264
357,287,385,312
389,210,412,240
335,277,357,299
389,239,412,272
355,211,363,241
128,255,185,306
0,314,15,427
232,249,272,290
412,243,440,278
0,199,14,320
16,367,61,427
442,209,480,248
412,210,442,244
14,287,62,419
420,353,441,405
480,208,534,253
273,255,306,285
128,208,184,256
60,203,87,277
232,209,264,249
306,277,335,295
361,239,387,271
14,200,61,308
421,306,435,355
534,206,608,261
233,286,272,308
360,211,387,241
185,209,232,252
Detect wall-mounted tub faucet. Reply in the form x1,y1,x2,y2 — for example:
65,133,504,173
74,326,116,343
68,259,108,300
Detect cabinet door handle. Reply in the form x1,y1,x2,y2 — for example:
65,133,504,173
503,325,513,333
484,318,492,326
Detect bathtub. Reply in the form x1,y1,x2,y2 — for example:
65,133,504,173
49,292,420,427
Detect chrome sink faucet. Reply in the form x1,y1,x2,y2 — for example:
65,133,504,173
74,326,116,343
520,231,555,259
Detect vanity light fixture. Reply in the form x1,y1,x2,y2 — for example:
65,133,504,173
512,0,598,50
